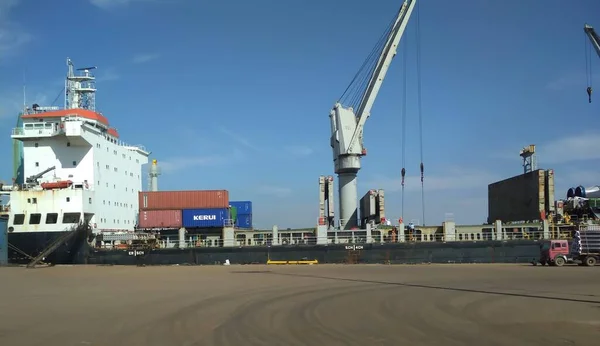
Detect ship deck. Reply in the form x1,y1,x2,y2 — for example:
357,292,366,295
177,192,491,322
0,264,598,345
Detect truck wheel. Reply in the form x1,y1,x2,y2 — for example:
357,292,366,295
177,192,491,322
584,256,597,267
554,257,566,267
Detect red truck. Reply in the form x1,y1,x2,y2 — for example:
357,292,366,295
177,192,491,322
534,236,599,267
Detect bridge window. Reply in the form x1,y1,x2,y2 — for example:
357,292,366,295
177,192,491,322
29,213,42,225
459,234,463,240
35,143,38,147
63,213,80,224
66,197,70,202
12,214,25,225
35,162,39,167
46,213,58,224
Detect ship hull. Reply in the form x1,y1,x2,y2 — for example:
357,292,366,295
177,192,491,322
7,231,543,266
7,231,88,265
83,240,542,266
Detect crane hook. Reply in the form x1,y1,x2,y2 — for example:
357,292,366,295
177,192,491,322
401,168,406,186
587,86,593,103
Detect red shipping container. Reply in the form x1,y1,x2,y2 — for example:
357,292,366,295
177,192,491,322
138,190,229,210
138,209,182,228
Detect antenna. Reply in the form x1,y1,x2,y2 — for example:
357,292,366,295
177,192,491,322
22,71,27,112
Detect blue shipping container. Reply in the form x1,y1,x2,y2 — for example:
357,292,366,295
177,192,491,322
182,208,229,228
229,201,252,214
0,218,7,265
236,214,253,229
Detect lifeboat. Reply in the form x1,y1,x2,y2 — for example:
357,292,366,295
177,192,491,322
41,180,73,190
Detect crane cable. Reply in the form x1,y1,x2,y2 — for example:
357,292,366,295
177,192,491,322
585,32,593,103
401,32,407,222
416,0,426,226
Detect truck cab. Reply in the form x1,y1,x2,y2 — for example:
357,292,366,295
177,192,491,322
538,239,569,266
536,238,598,267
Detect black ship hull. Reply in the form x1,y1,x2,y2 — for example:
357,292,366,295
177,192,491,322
7,230,542,266
7,231,89,265
84,240,542,266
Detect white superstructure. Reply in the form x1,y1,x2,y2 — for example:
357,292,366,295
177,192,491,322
7,58,150,234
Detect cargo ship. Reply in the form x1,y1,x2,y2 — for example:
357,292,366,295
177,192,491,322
0,59,594,266
2,0,598,266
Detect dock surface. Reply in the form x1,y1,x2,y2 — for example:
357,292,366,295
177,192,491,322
1,264,599,345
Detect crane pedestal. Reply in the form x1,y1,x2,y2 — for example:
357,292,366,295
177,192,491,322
338,172,359,230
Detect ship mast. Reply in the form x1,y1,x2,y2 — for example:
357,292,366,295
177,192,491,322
65,58,97,110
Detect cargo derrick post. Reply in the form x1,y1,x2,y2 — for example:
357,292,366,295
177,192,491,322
584,23,600,103
329,0,417,230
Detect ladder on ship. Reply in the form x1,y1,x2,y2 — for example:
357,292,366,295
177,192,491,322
26,225,86,268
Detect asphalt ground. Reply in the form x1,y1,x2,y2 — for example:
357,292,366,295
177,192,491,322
0,264,599,346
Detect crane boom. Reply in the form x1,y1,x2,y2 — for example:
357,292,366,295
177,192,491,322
329,0,416,230
584,24,600,58
349,0,416,153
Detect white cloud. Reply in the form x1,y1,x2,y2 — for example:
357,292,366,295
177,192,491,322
159,156,228,173
0,88,49,119
219,127,261,151
537,132,600,164
545,72,599,91
158,148,244,173
257,186,292,198
364,167,498,193
284,145,313,157
132,53,160,64
553,168,600,200
0,0,32,60
96,67,121,82
90,0,174,10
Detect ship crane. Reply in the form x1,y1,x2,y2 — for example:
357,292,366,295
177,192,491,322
329,0,417,230
584,24,600,103
25,166,56,186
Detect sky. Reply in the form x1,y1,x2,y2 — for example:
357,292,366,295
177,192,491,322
1,0,600,229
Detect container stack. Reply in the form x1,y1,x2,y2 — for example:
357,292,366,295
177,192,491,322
137,190,230,229
230,200,253,229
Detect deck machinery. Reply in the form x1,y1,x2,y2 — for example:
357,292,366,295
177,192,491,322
328,0,416,230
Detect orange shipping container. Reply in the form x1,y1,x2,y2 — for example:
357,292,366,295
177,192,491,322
138,190,229,210
138,209,182,229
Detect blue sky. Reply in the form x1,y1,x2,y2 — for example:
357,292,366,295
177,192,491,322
1,0,600,229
